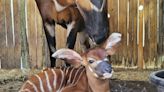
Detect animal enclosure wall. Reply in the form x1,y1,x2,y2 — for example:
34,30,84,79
0,0,163,69
108,0,164,69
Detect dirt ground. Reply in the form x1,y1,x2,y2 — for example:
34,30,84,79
0,69,158,92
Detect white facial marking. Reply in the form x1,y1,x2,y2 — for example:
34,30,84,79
88,66,94,72
90,0,106,12
102,70,114,79
93,73,99,78
88,66,99,78
103,58,109,62
53,0,67,12
66,21,76,37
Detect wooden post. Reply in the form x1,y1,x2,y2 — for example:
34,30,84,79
20,0,29,69
137,0,144,69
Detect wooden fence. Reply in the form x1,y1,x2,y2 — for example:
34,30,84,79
0,0,164,69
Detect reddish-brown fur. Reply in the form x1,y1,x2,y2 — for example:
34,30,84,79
19,48,113,92
35,0,83,27
20,32,122,92
19,66,89,92
35,0,92,67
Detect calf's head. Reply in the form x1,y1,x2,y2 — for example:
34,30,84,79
52,33,121,79
76,0,109,44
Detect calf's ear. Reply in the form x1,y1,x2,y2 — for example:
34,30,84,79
103,33,122,55
52,48,83,67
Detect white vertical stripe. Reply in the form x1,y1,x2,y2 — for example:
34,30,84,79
58,69,64,91
20,56,23,69
143,12,145,47
72,66,82,84
65,67,70,76
25,0,28,39
67,68,75,84
35,75,45,92
10,0,15,46
44,71,52,91
127,0,129,46
127,32,129,46
44,71,52,92
71,68,85,85
27,80,38,92
51,69,57,89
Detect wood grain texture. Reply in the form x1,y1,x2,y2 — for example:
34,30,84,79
0,0,162,69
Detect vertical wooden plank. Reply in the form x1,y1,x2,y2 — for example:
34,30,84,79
157,0,162,55
56,26,67,66
149,0,157,68
108,0,120,66
20,0,29,69
13,0,21,68
108,0,118,33
137,0,144,69
128,0,134,67
0,0,6,69
119,0,127,67
130,0,138,67
161,0,164,68
158,0,164,68
35,3,44,68
27,0,37,68
2,0,15,68
56,26,67,49
0,0,6,48
143,0,150,68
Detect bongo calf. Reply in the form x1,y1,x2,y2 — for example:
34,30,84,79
19,33,121,92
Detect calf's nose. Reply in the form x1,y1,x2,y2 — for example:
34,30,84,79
96,61,112,73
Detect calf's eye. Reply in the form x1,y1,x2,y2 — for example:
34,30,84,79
89,60,94,64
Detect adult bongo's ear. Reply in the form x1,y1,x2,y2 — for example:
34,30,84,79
52,48,83,67
103,33,122,55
